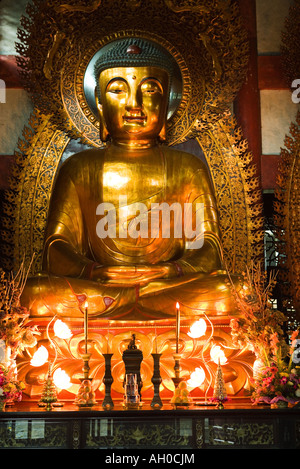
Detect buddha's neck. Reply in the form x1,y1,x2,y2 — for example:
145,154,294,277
110,138,158,150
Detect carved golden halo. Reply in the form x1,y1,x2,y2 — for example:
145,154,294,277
16,0,249,147
63,30,196,147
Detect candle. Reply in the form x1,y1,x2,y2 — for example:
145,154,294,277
107,322,110,353
176,301,180,353
154,322,158,354
84,301,88,353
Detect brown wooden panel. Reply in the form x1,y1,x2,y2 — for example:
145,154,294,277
0,55,22,88
0,155,15,190
234,0,262,177
258,55,288,90
261,154,280,190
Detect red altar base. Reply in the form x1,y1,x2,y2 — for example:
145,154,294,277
17,316,255,403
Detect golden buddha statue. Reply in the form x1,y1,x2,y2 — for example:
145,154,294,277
21,38,239,321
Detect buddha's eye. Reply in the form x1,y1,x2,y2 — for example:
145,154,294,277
141,80,162,95
106,79,128,95
110,89,125,94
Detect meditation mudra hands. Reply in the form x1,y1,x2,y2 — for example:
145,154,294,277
91,264,178,284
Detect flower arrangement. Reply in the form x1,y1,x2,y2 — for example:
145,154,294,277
251,330,300,406
0,363,25,404
0,261,39,405
0,262,39,359
228,263,288,364
227,263,300,406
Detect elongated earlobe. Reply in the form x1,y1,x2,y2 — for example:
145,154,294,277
99,107,110,142
158,123,167,142
95,87,110,142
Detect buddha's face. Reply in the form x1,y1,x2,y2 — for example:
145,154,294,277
97,66,169,146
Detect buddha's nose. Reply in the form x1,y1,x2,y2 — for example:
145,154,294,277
125,89,142,112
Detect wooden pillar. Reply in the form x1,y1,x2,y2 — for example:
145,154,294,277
234,0,262,179
0,56,21,190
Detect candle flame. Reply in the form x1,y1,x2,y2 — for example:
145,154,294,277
84,301,88,309
176,302,180,309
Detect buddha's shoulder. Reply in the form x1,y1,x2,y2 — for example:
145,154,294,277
60,148,106,171
163,146,207,171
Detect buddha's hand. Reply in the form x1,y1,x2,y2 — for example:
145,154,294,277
91,263,179,285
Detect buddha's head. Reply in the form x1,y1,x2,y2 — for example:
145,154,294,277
94,38,174,147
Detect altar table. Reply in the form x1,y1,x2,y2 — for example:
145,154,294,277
0,400,299,450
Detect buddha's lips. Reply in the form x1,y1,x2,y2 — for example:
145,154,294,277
123,114,147,123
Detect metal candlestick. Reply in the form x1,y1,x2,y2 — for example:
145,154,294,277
74,353,97,407
82,353,91,379
172,353,184,389
102,353,114,409
151,353,163,409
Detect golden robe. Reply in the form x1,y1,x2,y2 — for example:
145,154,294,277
22,144,237,320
